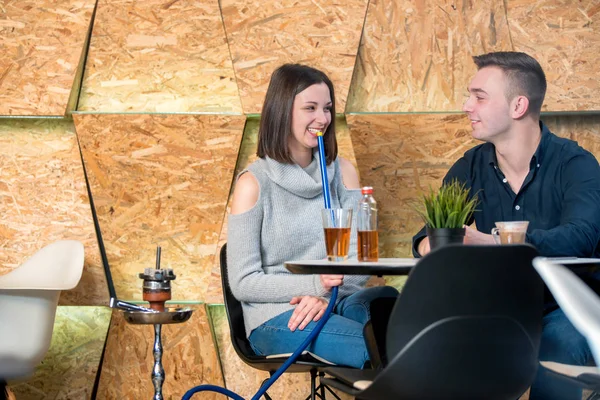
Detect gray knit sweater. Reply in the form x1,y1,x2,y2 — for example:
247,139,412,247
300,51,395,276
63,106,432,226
227,154,368,337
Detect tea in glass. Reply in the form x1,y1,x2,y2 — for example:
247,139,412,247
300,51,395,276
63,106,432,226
321,209,352,261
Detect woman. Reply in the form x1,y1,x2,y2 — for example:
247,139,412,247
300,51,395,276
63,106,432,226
227,64,397,368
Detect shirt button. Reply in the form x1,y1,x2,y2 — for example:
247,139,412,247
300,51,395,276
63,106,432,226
515,205,521,211
537,164,540,168
502,178,507,183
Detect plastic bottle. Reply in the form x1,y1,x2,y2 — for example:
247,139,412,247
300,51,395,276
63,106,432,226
357,186,379,261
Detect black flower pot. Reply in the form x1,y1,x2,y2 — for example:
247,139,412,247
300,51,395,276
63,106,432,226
426,227,466,251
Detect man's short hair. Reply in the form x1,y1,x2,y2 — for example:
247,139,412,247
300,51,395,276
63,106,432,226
473,52,547,117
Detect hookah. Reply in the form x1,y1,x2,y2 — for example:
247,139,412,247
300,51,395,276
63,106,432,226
182,131,339,400
124,247,194,400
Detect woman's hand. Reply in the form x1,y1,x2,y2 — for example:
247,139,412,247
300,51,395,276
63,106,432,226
288,296,328,331
320,274,344,291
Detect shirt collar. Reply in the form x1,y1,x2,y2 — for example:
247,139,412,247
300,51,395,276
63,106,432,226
486,121,550,168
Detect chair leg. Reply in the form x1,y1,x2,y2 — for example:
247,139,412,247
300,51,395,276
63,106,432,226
317,371,342,400
319,371,326,399
310,369,317,400
259,377,273,400
303,369,318,400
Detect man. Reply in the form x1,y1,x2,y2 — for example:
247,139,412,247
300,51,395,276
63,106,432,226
412,51,600,399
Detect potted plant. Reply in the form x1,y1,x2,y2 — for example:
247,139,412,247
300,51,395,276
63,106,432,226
416,179,479,250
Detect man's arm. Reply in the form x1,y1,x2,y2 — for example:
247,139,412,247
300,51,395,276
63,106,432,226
412,157,472,257
527,153,600,257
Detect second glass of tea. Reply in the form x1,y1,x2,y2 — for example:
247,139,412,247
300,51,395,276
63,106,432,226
321,208,352,261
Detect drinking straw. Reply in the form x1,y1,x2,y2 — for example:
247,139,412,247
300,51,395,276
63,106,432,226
316,131,332,209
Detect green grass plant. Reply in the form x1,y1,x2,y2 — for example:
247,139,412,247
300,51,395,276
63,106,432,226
416,179,479,229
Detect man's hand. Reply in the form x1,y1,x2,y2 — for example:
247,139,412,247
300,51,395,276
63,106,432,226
463,225,496,245
288,296,328,331
418,237,431,256
320,274,343,291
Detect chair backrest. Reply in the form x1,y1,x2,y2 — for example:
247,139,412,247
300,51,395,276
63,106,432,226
366,244,544,400
0,240,85,379
0,240,84,290
533,257,600,371
219,243,260,361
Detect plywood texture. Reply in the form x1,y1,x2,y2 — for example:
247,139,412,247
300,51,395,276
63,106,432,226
221,0,369,114
9,306,111,399
346,0,512,113
97,304,224,399
208,305,353,399
0,118,107,306
0,0,96,116
347,113,475,257
545,115,600,159
508,0,600,112
73,113,245,302
78,0,242,113
205,115,362,304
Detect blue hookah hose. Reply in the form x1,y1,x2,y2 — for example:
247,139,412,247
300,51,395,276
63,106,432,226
316,133,331,209
182,131,338,400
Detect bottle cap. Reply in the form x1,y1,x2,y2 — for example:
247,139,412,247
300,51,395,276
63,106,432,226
361,186,373,194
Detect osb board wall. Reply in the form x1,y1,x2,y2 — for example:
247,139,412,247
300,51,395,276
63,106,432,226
0,0,96,116
507,0,600,112
545,115,600,159
97,304,224,399
205,115,363,304
0,118,107,306
73,113,245,302
346,113,476,258
77,0,242,113
220,0,369,114
346,0,511,113
208,305,353,400
9,306,111,399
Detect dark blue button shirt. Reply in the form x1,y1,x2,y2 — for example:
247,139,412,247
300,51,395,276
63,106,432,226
413,122,600,258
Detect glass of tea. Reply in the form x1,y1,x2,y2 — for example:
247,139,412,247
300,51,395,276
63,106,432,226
321,208,353,261
491,221,529,244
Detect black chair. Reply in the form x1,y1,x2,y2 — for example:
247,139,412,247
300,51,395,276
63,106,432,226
321,244,545,400
219,243,342,400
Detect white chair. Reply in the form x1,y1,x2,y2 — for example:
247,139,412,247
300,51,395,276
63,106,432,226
0,240,85,379
532,257,600,389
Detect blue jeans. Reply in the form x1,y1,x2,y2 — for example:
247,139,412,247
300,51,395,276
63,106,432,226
248,286,399,369
530,308,593,400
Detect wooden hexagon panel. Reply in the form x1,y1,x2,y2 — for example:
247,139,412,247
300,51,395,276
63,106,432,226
73,113,245,302
78,0,242,113
346,0,512,113
221,0,369,114
0,118,106,305
0,0,96,116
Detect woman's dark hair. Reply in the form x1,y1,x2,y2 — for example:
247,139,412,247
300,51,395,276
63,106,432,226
257,64,337,164
473,51,547,117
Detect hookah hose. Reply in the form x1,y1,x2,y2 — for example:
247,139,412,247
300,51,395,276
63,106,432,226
181,287,338,400
182,131,337,400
